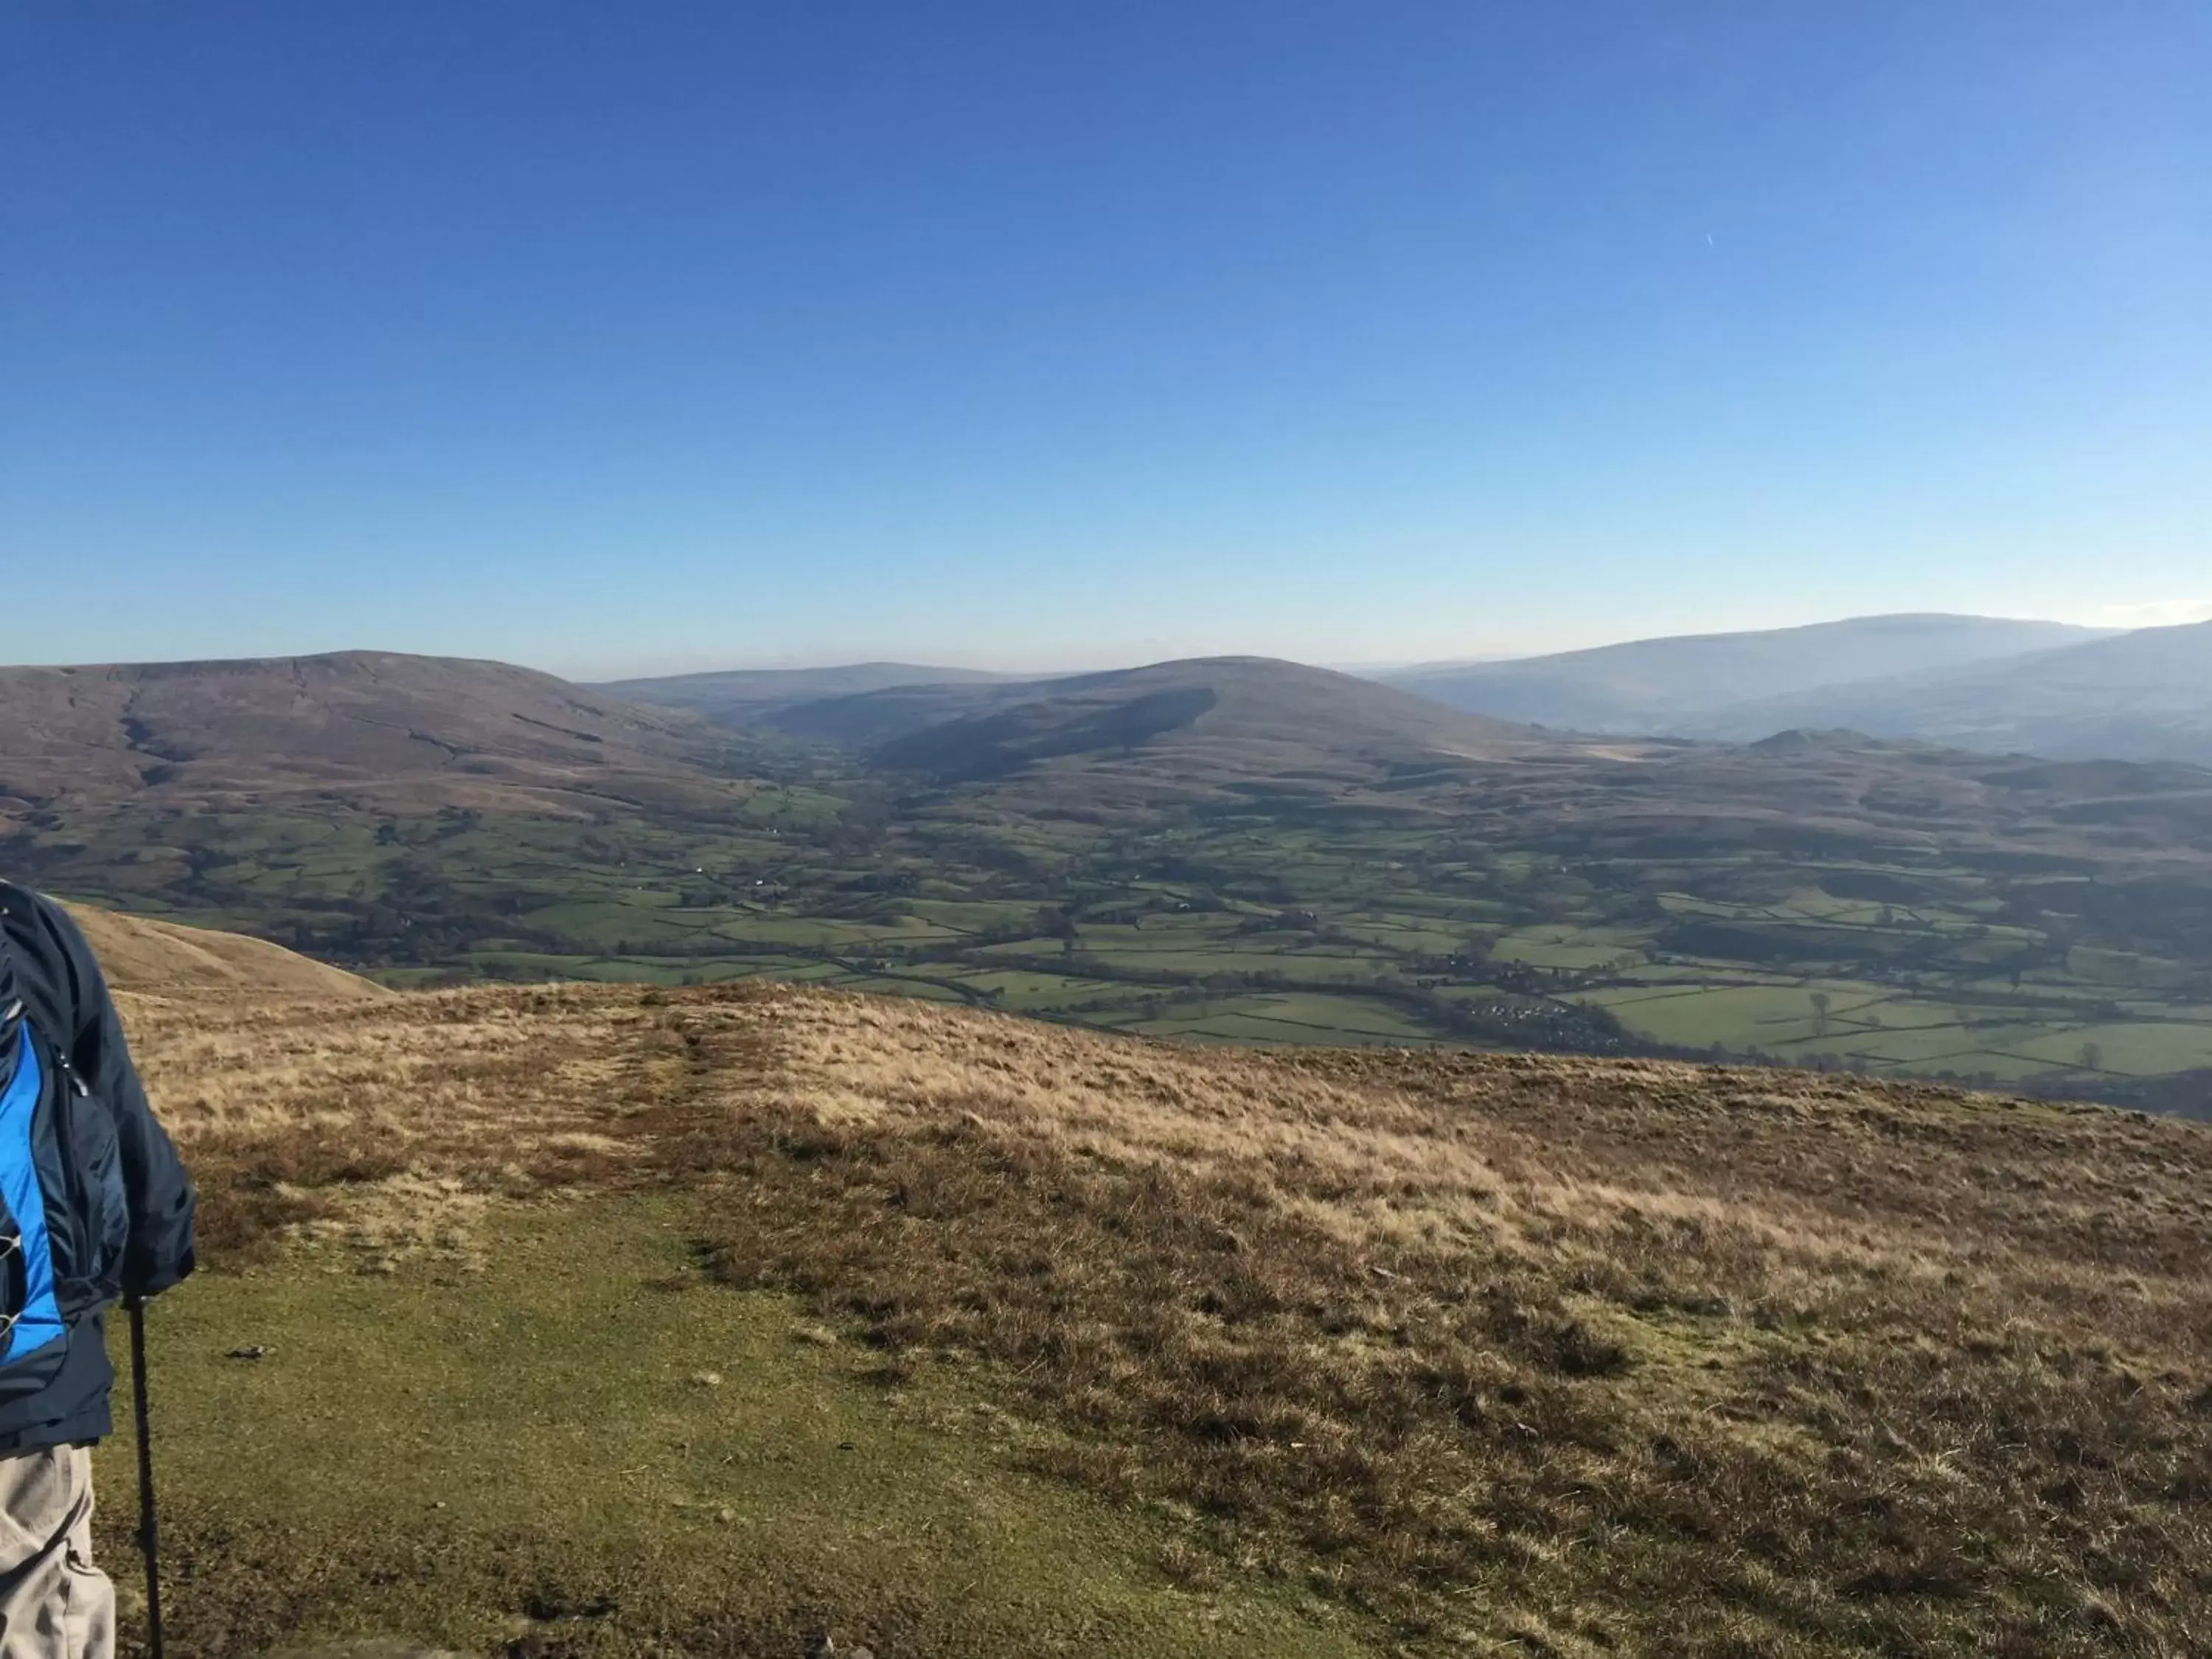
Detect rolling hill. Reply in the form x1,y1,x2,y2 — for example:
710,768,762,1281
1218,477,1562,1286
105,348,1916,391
105,971,2212,1655
1683,619,2212,763
1385,614,2107,733
595,661,1013,725
759,656,1540,785
0,649,748,818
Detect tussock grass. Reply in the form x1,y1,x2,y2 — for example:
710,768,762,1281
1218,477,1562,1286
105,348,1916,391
118,981,2212,1655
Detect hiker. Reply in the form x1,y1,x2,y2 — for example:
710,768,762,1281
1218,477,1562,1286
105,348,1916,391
0,883,195,1657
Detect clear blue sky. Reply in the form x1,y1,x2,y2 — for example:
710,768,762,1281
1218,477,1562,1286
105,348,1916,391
4,2,2206,677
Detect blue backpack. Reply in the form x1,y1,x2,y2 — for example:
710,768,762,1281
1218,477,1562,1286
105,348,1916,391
0,885,132,1404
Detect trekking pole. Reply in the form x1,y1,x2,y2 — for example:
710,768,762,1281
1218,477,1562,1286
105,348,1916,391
128,1298,166,1659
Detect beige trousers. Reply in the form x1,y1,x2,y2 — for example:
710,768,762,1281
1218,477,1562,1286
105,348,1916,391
0,1446,114,1658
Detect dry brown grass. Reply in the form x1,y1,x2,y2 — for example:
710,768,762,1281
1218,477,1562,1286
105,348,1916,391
70,904,390,1004
124,984,671,1268
129,981,2212,1655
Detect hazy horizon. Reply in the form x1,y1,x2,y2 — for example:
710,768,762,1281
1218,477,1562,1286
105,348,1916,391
590,602,2212,684
4,601,2210,685
5,4,2207,677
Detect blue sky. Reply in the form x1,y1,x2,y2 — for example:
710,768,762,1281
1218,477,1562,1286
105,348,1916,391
4,2,2206,677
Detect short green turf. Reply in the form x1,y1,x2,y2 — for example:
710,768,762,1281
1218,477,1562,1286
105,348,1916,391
97,1197,1381,1659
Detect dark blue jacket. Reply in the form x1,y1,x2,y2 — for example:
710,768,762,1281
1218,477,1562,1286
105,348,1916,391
0,883,196,1451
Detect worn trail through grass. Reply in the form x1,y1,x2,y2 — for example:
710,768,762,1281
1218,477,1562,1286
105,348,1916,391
103,1195,1370,1658
98,981,2212,1656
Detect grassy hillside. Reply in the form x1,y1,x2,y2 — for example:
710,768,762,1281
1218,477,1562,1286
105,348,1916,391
61,901,386,1003
106,978,2212,1655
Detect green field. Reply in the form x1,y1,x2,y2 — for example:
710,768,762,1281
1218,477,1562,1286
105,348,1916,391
18,742,2212,1113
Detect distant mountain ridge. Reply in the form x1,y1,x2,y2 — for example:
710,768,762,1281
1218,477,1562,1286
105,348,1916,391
1383,614,2109,733
1680,619,2212,764
604,615,2212,772
0,650,1530,822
